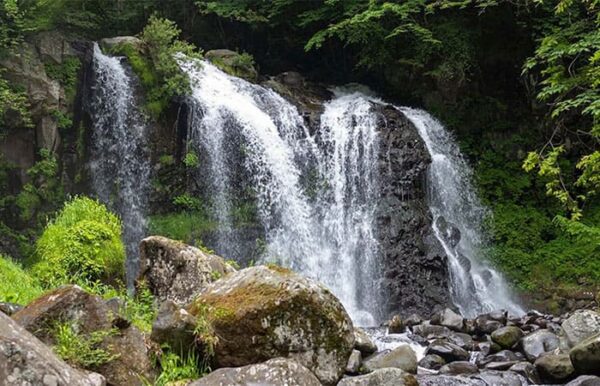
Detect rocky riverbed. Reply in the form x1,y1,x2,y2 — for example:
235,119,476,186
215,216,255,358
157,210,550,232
1,236,600,385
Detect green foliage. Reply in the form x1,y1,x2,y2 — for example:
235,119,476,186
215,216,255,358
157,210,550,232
152,349,208,386
149,211,215,244
45,57,81,102
0,254,43,304
16,149,63,224
0,71,32,132
183,150,200,168
32,196,125,287
53,323,119,369
173,193,202,212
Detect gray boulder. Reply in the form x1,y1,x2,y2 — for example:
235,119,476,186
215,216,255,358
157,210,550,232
362,345,417,373
413,322,452,339
418,354,446,370
189,358,321,386
435,308,464,331
469,370,529,386
151,300,197,354
205,49,258,81
566,375,600,386
561,310,600,349
138,236,235,305
491,326,524,349
439,361,479,375
188,265,354,385
535,353,575,383
520,329,560,361
99,36,142,50
509,361,541,384
425,339,469,362
0,311,104,386
354,328,377,354
569,332,600,375
338,368,417,386
346,349,362,374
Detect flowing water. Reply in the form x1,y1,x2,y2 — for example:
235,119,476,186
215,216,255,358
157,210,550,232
89,43,151,288
179,59,381,325
401,107,524,317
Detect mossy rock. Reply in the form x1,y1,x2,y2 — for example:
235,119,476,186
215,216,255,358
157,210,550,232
188,265,354,385
205,49,258,81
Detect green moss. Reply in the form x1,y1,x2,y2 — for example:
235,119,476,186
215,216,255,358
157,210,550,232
148,211,215,245
0,254,43,304
45,57,81,102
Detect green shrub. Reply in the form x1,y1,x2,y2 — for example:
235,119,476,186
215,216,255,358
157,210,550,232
0,254,43,304
152,349,207,386
53,323,119,369
45,57,81,102
32,196,125,287
183,150,199,168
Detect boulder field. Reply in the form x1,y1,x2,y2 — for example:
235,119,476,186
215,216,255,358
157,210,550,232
2,236,600,385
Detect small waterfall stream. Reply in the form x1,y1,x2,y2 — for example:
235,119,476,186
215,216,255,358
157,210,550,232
402,108,524,317
89,43,151,288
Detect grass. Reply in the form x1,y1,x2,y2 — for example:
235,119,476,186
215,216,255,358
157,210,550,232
0,254,43,304
53,323,119,369
152,349,208,386
148,211,216,245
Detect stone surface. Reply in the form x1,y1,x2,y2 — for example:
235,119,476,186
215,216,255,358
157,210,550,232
188,358,321,386
439,361,479,375
0,301,23,316
389,314,405,333
138,236,235,305
338,368,418,386
12,285,113,342
151,300,197,354
205,49,258,81
491,326,524,349
520,329,560,361
418,354,446,370
435,308,464,331
413,323,452,339
346,349,362,374
354,328,377,354
509,361,541,384
566,375,600,386
425,339,469,362
469,370,529,386
362,344,418,374
569,332,600,375
0,311,104,386
561,310,600,349
535,353,575,383
188,265,354,385
474,314,503,335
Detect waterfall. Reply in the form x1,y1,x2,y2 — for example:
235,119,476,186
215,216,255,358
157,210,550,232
89,43,151,288
401,108,524,317
179,59,381,325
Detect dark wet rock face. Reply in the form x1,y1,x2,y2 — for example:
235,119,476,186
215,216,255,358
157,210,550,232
375,105,451,319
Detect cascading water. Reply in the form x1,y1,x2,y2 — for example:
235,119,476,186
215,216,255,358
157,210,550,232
179,58,381,325
401,107,524,317
89,43,151,288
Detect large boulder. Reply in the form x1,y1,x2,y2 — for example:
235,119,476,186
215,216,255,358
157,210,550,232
353,328,377,355
151,300,197,354
561,310,600,349
362,345,418,373
188,265,354,385
0,311,104,386
189,358,321,386
566,375,600,386
569,332,600,375
338,368,418,386
138,236,235,305
439,361,479,375
535,353,575,383
425,339,469,362
491,326,523,349
12,285,155,385
99,36,142,51
433,308,464,331
418,354,446,370
520,329,560,361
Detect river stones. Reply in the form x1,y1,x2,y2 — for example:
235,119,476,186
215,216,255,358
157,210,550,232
439,361,479,375
566,375,600,386
354,327,377,354
346,349,362,374
338,368,417,386
433,308,465,331
189,358,321,386
509,362,541,384
491,326,524,349
363,345,418,373
535,353,575,383
561,310,600,349
569,332,600,375
425,339,469,362
188,265,354,385
419,354,446,370
520,329,560,361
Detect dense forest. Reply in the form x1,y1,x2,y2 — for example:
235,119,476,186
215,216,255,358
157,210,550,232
1,0,600,385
